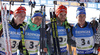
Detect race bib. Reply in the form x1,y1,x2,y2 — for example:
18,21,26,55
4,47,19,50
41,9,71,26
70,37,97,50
11,39,20,54
51,36,67,52
59,36,67,48
76,36,94,50
25,40,39,54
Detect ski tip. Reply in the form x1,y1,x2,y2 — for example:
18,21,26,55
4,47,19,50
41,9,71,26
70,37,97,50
1,6,3,10
1,3,7,10
4,6,7,10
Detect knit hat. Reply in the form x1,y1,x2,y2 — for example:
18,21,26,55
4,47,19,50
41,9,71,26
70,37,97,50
14,6,26,16
31,12,42,18
76,7,86,17
56,5,67,17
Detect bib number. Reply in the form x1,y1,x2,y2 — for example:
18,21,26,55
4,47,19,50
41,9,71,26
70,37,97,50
76,37,94,50
58,36,67,48
59,36,67,43
11,39,20,49
11,41,17,48
81,39,90,46
25,40,39,49
29,41,34,49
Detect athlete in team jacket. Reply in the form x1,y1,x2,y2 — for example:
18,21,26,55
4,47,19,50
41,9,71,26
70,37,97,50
46,5,75,55
23,11,46,55
72,7,97,55
0,6,26,55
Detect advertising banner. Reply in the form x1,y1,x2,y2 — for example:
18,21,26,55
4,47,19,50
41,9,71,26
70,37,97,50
40,0,47,4
87,3,98,9
1,0,25,2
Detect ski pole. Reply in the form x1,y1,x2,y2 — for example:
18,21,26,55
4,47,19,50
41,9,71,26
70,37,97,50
30,0,36,18
40,5,46,55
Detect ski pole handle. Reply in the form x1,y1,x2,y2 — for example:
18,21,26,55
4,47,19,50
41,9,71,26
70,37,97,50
53,1,57,5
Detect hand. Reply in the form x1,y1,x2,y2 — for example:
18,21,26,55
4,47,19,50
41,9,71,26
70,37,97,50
43,48,48,53
90,19,98,29
98,47,100,52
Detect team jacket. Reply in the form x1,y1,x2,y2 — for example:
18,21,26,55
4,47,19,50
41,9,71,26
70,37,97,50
72,22,95,54
24,27,40,55
0,18,24,55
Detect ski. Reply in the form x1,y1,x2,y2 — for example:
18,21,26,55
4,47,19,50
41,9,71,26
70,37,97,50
53,1,61,55
40,5,46,55
49,8,57,55
49,8,61,55
1,3,8,55
4,4,12,55
1,3,12,55
49,1,61,55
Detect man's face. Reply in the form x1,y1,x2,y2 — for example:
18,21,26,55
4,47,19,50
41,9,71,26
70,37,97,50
14,12,26,24
31,16,42,26
76,14,86,25
58,12,66,22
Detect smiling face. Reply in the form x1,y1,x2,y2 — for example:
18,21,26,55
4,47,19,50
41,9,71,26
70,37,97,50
76,14,86,25
14,12,26,25
58,12,66,22
31,16,42,26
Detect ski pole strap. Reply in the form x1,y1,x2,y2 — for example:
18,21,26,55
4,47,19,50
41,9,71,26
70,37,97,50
0,24,2,31
64,20,73,55
20,22,28,55
64,20,72,40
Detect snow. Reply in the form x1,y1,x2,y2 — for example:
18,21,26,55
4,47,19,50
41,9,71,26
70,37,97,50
1,2,100,24
8,5,100,24
67,6,100,23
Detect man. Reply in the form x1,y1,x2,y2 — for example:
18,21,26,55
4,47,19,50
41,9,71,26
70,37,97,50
24,11,42,55
28,0,32,6
0,6,26,55
18,11,47,55
46,5,74,55
72,7,96,55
